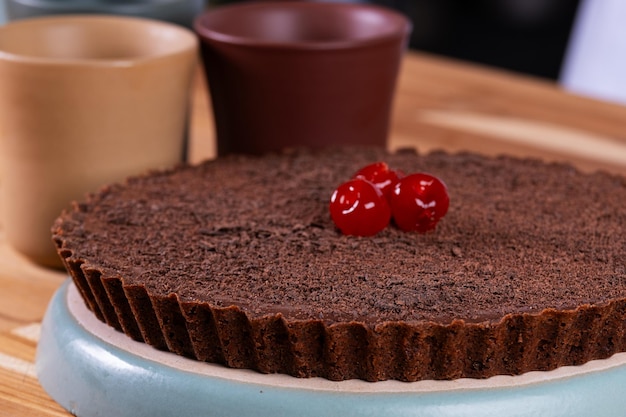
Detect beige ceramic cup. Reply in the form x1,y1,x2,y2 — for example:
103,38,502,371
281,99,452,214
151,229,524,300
0,15,198,268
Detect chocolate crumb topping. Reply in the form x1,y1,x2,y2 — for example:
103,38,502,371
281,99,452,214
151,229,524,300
53,147,626,381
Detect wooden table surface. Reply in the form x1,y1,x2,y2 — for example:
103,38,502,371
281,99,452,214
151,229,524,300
2,51,626,416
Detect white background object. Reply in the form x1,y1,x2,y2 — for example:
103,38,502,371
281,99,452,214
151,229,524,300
561,0,626,106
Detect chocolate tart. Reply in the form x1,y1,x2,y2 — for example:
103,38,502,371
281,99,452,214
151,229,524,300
52,147,626,382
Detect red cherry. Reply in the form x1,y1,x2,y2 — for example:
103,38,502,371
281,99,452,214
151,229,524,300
390,173,449,233
353,162,403,199
329,179,391,236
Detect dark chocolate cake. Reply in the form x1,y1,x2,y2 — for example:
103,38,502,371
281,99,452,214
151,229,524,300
52,147,626,382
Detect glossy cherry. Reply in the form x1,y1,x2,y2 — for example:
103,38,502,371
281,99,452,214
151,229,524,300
329,179,391,236
390,173,449,233
353,162,403,199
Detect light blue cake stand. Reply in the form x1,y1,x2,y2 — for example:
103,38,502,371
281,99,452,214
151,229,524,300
36,280,626,417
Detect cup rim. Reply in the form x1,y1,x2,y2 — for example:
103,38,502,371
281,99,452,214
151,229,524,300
0,14,198,67
8,0,192,7
194,1,412,51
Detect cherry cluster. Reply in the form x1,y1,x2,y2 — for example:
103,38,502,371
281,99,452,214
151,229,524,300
329,162,450,236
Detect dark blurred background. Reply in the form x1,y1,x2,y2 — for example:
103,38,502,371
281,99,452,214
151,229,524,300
372,0,581,80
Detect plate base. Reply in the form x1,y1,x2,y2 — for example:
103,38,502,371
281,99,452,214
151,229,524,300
36,280,626,416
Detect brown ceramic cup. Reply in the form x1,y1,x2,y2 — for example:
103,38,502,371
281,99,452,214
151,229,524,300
0,15,198,268
194,2,411,155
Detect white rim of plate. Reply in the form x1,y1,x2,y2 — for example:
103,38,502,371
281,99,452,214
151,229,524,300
67,282,626,394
